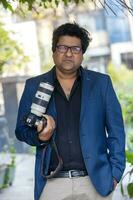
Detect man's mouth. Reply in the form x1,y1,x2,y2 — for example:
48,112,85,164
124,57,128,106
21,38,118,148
63,59,73,63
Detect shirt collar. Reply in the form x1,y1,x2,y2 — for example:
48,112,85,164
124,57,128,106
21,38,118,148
53,66,82,83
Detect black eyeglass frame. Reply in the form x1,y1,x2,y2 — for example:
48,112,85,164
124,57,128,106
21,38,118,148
56,45,82,54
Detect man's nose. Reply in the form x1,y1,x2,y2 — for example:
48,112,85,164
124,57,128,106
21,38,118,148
66,48,73,56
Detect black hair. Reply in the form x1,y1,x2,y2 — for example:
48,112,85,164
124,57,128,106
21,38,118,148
52,23,91,54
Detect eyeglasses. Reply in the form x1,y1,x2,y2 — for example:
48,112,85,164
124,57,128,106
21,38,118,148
56,45,82,54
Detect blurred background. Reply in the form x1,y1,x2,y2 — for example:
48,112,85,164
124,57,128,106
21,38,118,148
0,0,133,199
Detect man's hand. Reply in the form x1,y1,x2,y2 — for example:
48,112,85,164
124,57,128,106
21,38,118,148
37,114,56,141
113,178,118,190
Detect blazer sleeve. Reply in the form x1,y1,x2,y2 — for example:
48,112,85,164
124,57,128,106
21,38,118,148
105,76,126,182
15,79,48,147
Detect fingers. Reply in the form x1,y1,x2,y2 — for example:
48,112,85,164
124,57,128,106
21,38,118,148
43,114,56,130
37,115,56,141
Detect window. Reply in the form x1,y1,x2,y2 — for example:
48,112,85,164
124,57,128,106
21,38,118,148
77,10,106,32
121,52,133,69
105,4,131,43
106,17,131,43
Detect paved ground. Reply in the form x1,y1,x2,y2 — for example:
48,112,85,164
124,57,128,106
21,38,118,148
0,154,34,200
0,154,129,200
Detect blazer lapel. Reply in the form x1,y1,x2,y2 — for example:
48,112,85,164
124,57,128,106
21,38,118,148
80,69,96,124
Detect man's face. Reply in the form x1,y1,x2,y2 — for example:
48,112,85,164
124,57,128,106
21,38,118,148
53,36,83,75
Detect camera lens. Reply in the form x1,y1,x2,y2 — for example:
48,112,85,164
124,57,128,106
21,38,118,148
31,82,54,117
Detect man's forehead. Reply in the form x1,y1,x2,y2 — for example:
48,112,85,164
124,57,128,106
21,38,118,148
57,36,81,45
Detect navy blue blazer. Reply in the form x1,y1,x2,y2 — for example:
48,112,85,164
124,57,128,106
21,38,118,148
15,67,125,200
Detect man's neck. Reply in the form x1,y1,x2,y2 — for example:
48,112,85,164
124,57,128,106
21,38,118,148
55,68,78,98
55,68,77,81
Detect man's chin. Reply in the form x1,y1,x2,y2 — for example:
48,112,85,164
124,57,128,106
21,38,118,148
56,64,79,74
61,67,78,75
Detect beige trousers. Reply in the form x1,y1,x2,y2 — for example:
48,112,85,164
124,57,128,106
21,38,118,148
39,176,113,200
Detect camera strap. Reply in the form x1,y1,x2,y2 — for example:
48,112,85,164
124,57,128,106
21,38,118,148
41,138,63,179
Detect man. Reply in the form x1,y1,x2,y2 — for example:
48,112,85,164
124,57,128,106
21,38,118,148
15,23,125,200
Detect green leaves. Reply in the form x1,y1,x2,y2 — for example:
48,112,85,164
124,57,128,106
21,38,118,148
126,150,133,165
0,0,74,10
0,0,11,9
0,23,29,74
120,150,133,198
0,0,133,14
127,183,133,198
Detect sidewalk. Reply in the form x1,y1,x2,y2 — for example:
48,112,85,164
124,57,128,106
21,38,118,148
0,154,126,200
0,154,34,200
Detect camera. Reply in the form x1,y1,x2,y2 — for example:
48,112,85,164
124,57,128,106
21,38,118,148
25,82,54,129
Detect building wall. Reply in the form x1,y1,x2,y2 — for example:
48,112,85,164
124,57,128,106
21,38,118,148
0,76,30,153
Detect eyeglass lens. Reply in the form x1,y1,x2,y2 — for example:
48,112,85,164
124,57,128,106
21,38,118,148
56,45,81,54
